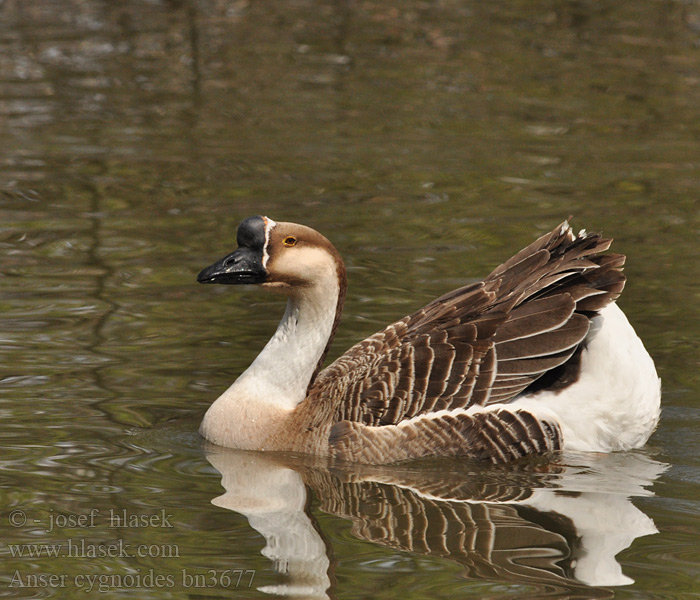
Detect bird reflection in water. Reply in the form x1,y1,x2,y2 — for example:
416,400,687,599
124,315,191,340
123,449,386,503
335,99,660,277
205,447,667,598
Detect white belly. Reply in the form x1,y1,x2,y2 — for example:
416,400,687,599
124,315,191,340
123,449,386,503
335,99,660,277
512,303,661,452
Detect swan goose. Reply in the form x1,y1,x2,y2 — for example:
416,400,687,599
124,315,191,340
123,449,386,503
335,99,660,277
197,216,660,464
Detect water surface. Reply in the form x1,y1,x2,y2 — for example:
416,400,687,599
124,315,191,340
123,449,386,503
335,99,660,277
1,1,699,598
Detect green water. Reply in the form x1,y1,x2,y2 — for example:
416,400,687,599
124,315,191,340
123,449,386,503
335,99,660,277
1,1,699,597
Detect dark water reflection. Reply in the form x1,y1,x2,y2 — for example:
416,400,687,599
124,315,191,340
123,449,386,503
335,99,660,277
207,447,668,599
1,0,699,598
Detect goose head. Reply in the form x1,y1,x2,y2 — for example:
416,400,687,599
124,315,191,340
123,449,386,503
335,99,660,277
197,215,346,297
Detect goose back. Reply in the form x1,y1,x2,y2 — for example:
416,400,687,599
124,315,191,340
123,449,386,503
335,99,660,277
304,223,625,448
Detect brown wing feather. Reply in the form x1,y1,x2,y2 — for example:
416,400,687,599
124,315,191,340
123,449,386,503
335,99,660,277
310,221,625,431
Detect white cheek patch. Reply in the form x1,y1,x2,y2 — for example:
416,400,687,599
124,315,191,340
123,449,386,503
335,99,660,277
262,216,277,269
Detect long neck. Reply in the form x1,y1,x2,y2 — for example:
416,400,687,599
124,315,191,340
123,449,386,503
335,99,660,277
236,273,343,409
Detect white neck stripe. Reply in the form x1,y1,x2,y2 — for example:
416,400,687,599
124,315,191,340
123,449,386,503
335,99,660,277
262,216,277,269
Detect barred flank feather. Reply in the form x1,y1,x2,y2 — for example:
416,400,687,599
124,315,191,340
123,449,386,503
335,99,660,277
329,409,562,464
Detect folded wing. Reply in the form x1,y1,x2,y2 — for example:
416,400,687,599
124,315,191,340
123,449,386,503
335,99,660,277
311,222,625,458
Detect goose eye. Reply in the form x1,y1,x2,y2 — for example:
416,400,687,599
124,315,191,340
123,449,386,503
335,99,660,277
282,236,297,247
